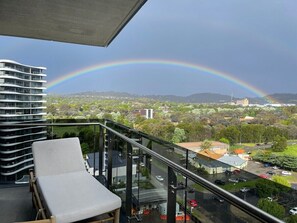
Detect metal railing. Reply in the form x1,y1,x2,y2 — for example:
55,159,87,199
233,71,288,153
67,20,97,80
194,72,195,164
0,121,284,223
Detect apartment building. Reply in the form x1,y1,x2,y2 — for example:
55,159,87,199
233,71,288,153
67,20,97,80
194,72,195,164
0,60,47,182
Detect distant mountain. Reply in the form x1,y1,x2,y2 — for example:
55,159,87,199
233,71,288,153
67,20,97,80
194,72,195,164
64,91,238,103
62,91,297,104
249,93,297,104
147,93,237,103
66,91,137,99
267,93,297,104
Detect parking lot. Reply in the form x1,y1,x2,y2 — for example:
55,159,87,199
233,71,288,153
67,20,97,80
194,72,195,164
245,160,297,185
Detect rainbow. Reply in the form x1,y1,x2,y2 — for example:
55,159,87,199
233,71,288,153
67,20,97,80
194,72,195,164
47,58,275,103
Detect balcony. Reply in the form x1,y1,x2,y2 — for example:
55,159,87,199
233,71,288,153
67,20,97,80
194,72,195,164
0,120,292,223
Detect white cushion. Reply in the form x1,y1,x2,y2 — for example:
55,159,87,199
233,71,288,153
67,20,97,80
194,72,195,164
37,171,121,223
32,138,85,177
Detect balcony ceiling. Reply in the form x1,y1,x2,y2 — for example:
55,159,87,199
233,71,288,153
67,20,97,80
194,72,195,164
0,0,146,47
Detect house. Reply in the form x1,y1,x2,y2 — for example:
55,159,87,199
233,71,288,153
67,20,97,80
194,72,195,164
218,154,248,170
192,151,247,174
177,141,247,174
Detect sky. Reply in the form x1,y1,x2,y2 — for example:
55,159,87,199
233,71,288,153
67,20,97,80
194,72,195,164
0,0,297,98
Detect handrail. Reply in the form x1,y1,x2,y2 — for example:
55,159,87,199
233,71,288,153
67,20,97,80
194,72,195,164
0,121,284,223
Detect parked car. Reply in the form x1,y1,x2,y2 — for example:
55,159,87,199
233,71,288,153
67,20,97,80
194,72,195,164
228,178,239,183
266,171,276,175
225,170,233,175
233,169,241,174
213,196,224,203
214,179,225,185
267,197,277,202
259,174,269,179
281,171,292,176
264,163,271,167
155,175,164,181
240,187,250,193
238,178,247,182
188,188,194,193
289,207,297,215
188,199,198,207
272,166,279,170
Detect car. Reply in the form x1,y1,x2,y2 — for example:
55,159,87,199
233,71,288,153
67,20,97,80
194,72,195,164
259,174,269,179
264,163,271,167
188,199,198,207
240,187,250,193
155,175,164,181
228,178,239,183
213,196,224,203
282,171,292,176
188,188,195,193
233,169,240,174
238,178,247,182
272,166,279,170
214,179,225,185
289,207,297,215
225,170,233,175
266,171,276,175
267,197,277,202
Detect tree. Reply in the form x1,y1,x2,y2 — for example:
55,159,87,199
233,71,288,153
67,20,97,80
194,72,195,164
256,179,279,198
219,137,230,145
200,140,212,151
216,126,240,145
257,198,285,219
287,215,297,223
272,135,287,152
272,176,291,192
171,127,186,143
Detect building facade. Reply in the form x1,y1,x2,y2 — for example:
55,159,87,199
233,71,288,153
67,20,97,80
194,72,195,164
0,60,47,182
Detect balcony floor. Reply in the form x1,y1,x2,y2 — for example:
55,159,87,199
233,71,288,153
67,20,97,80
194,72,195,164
0,184,35,223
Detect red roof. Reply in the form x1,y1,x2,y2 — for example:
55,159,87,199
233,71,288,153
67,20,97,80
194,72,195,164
234,149,245,154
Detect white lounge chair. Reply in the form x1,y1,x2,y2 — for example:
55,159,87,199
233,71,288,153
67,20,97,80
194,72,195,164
28,137,121,223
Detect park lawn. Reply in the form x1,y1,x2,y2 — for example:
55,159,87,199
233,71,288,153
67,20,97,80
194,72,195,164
240,143,256,147
274,175,297,184
272,144,297,157
221,179,258,192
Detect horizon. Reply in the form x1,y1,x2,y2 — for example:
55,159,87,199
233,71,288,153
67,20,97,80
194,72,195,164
47,90,297,101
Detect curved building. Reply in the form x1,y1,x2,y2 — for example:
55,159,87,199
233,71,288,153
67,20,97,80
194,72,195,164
0,60,46,182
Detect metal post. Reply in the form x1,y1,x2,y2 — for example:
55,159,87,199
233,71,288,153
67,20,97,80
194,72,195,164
107,132,114,190
126,142,133,222
93,125,96,176
99,125,104,176
167,166,177,223
184,149,189,223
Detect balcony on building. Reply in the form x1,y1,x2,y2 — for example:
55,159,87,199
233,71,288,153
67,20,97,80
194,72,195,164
0,120,292,223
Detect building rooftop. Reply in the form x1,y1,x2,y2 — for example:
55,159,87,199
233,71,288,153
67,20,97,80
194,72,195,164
218,154,247,167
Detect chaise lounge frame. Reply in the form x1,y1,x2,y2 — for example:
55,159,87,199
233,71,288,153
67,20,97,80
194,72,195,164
23,137,121,223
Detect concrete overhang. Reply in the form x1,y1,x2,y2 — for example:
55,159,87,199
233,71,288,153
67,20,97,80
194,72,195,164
0,0,146,47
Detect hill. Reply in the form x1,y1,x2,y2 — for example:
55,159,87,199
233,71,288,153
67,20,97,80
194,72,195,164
61,91,297,104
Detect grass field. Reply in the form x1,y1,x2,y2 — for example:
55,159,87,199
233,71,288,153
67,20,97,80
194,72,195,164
273,144,297,157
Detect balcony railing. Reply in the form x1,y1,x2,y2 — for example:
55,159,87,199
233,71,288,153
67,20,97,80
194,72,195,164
0,120,290,223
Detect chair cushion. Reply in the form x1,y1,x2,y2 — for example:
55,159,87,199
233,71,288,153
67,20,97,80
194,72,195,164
32,138,85,177
37,171,121,223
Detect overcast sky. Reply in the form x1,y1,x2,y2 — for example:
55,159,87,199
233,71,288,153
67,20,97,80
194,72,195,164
0,0,296,98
